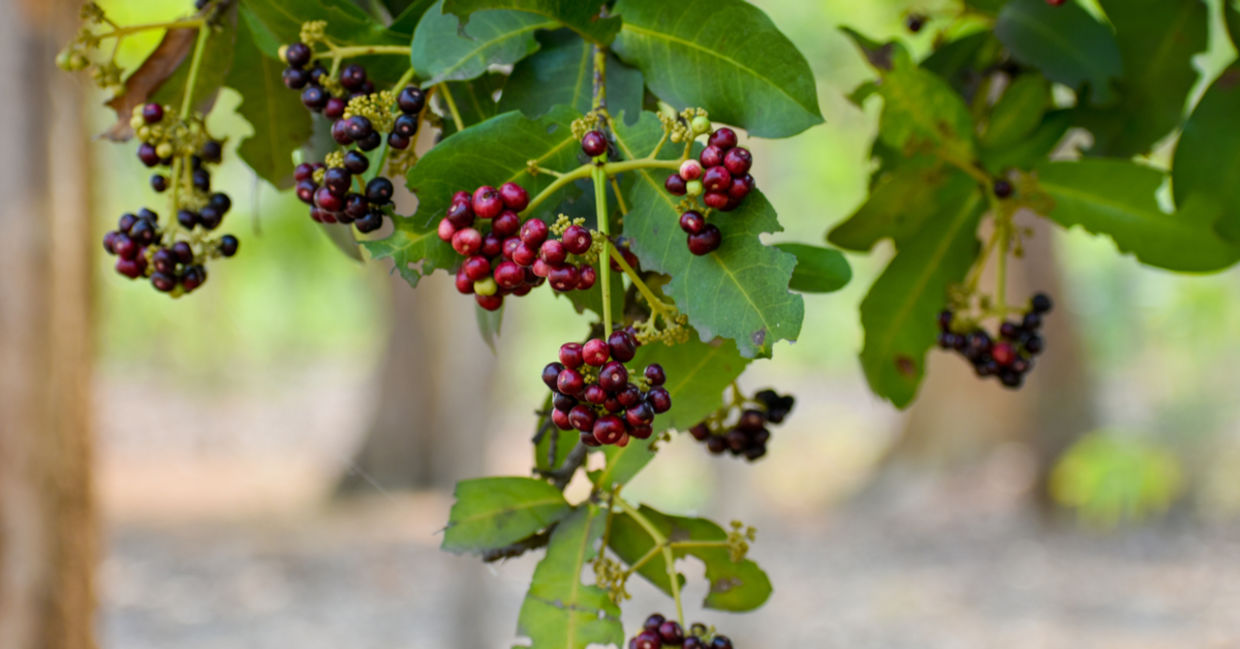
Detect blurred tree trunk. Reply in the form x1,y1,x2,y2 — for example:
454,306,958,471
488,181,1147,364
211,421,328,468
874,216,1095,511
0,1,98,648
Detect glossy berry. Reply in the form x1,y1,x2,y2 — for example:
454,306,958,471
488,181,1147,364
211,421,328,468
658,621,684,645
577,265,597,289
1031,292,1053,314
562,225,592,255
452,228,483,256
137,142,160,167
446,200,475,229
592,416,626,445
547,265,579,291
285,42,312,68
343,150,370,175
472,186,503,219
643,614,666,632
499,182,529,211
520,219,549,246
688,224,722,255
702,165,732,192
346,115,374,141
331,119,353,145
141,103,164,125
582,339,610,366
679,159,703,181
679,211,705,234
700,145,725,168
648,387,672,413
357,130,382,152
541,362,563,390
581,130,607,157
150,174,168,192
324,167,351,196
607,330,637,362
994,179,1013,199
463,256,491,282
723,147,752,175
494,260,524,289
598,361,628,392
340,64,367,91
665,173,687,195
644,364,666,386
539,239,567,266
367,177,394,205
557,367,585,395
708,127,738,150
282,67,309,89
397,86,427,115
301,86,327,111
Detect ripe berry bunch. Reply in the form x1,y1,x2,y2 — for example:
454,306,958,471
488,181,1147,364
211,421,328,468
541,330,671,447
440,184,601,311
281,41,427,233
102,207,237,295
630,614,733,649
688,389,794,461
937,292,1053,389
664,127,755,256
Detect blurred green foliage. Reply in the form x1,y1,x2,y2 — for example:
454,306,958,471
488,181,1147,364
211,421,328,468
1051,431,1183,528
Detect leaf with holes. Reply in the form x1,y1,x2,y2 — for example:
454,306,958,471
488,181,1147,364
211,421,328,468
860,190,984,408
593,337,749,491
1037,159,1240,272
607,503,772,611
227,10,312,189
498,30,644,124
613,112,803,359
994,0,1122,104
442,477,572,554
443,0,619,45
515,505,622,649
611,0,822,138
411,0,555,85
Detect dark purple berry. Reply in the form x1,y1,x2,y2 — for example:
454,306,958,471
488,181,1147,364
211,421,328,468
141,103,163,125
282,67,309,89
665,173,687,195
647,387,671,413
354,210,384,233
393,113,418,137
324,167,352,196
581,130,607,157
358,130,382,151
340,64,367,91
218,234,239,257
607,330,637,362
398,86,427,114
301,86,327,111
343,150,369,175
137,142,160,167
994,179,1013,198
366,177,394,205
150,174,168,192
346,115,374,141
285,42,312,68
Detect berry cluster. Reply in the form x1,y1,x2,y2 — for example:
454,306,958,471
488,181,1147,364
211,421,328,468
541,331,671,447
107,103,237,295
630,614,733,649
664,127,754,256
688,389,794,461
937,293,1053,389
440,184,600,311
281,40,427,233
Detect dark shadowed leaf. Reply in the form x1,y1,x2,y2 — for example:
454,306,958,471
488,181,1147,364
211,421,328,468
443,0,619,45
994,0,1122,104
498,30,643,123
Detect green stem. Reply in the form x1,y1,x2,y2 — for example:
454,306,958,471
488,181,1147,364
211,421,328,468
368,67,419,177
996,216,1010,313
616,499,684,626
668,540,731,550
326,44,411,58
179,23,210,119
438,82,466,133
94,18,204,40
607,246,674,320
523,158,684,218
623,544,664,577
594,165,613,335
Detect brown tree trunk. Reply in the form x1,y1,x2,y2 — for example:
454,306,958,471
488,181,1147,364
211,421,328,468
0,1,97,648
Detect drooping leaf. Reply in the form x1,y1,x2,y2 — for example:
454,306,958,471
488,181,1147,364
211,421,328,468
994,0,1122,104
1077,0,1208,156
364,107,585,286
845,32,976,162
475,304,505,351
498,30,643,123
227,10,312,189
607,504,772,611
829,158,976,252
442,477,572,554
436,72,506,137
979,108,1072,173
411,0,555,85
613,112,804,358
515,506,623,649
774,244,851,294
1172,65,1240,242
443,0,620,45
859,191,985,408
611,0,823,138
1036,159,1240,272
593,338,749,490
980,73,1050,149
151,9,239,114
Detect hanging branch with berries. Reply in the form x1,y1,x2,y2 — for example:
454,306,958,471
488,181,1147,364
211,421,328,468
61,0,1240,645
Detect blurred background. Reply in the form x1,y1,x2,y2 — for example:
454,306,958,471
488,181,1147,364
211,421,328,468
3,0,1240,647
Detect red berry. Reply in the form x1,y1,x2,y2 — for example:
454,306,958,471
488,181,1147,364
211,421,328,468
452,190,471,204
454,267,474,294
598,361,628,392
541,362,564,390
568,405,596,432
551,408,573,430
626,402,654,427
532,258,552,278
679,211,705,234
644,364,666,385
481,232,504,258
314,186,343,212
584,384,607,404
472,186,503,219
592,416,626,444
559,342,584,368
539,239,567,266
557,367,585,395
724,147,752,175
728,173,754,200
548,264,580,291
607,330,637,362
452,227,483,256
512,241,537,266
708,127,738,149
499,182,529,211
582,339,610,366
577,265,597,289
458,256,487,282
992,342,1016,366
520,219,549,246
665,174,687,195
703,191,730,210
688,224,722,255
679,159,703,181
141,103,164,125
562,225,592,255
438,218,457,242
446,200,475,229
703,165,732,192
648,387,672,413
658,621,684,645
582,130,608,157
492,210,520,238
700,145,725,168
494,260,524,289
643,614,666,632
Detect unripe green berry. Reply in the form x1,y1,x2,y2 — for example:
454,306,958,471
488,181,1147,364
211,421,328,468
691,115,711,135
685,180,703,197
474,277,498,296
130,115,146,132
155,142,174,159
278,44,289,64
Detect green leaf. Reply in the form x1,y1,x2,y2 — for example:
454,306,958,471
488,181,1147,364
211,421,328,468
611,0,823,138
1228,1,1240,51
364,107,584,285
436,72,506,137
443,0,620,45
979,108,1071,173
607,504,772,611
774,244,851,293
593,338,749,491
613,112,804,358
515,506,622,649
227,11,312,189
410,0,555,85
1036,159,1240,272
498,30,644,123
845,33,975,162
994,0,1122,104
1078,0,1208,156
1172,66,1240,242
152,8,239,111
860,191,984,408
964,0,1008,13
980,73,1050,149
389,0,437,35
921,31,998,95
442,477,572,554
241,0,409,80
475,304,504,351
829,157,976,252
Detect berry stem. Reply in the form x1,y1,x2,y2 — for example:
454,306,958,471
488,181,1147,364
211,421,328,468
592,45,607,113
323,44,412,59
91,18,204,41
607,245,675,321
615,498,684,627
610,177,629,215
522,158,681,219
179,23,210,119
438,82,466,133
367,67,419,179
593,164,614,335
